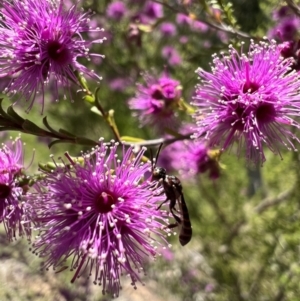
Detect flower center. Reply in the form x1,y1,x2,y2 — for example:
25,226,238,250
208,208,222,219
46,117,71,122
242,81,260,94
95,191,117,213
161,83,177,100
231,106,246,131
151,88,164,100
256,103,276,124
0,183,11,199
47,41,70,65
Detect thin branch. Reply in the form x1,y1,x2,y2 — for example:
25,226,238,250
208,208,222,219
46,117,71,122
122,133,194,147
225,187,294,244
225,219,246,245
254,188,293,214
94,88,121,143
152,0,253,39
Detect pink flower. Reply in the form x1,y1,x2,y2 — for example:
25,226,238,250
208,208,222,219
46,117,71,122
193,40,300,163
129,71,182,132
0,0,105,111
31,141,169,297
0,137,32,241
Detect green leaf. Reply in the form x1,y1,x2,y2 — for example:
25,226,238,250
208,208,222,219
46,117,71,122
7,106,25,125
120,136,146,143
137,24,152,33
83,95,95,104
47,139,66,149
58,128,77,138
22,120,50,136
91,106,103,116
75,137,98,146
38,161,66,172
0,98,10,119
43,116,62,136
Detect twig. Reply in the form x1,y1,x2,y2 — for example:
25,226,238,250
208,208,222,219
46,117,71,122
121,133,194,147
152,0,253,39
254,188,293,214
0,100,98,148
225,219,246,245
225,187,294,244
93,88,121,143
76,72,122,143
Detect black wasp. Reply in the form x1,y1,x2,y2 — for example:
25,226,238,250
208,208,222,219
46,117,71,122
151,146,192,246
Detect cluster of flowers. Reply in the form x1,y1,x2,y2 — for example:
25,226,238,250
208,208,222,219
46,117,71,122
129,37,300,166
268,5,300,71
1,0,300,297
0,0,171,296
106,0,184,68
105,0,225,91
2,137,171,297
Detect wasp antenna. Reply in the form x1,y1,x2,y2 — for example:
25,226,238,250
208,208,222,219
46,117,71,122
149,148,155,174
154,143,164,167
150,143,163,173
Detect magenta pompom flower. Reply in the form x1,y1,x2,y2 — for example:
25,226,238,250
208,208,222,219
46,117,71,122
193,40,300,163
158,139,220,180
174,141,220,179
269,16,300,42
0,0,105,111
0,137,32,241
143,1,163,21
106,1,127,20
269,5,300,42
129,72,182,131
159,22,177,37
31,141,169,297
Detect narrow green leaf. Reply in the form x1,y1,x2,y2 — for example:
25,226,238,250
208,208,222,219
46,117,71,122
22,120,50,136
43,116,61,136
0,99,11,120
58,128,77,138
75,137,98,146
48,139,67,149
83,95,95,104
7,106,25,125
120,136,146,143
91,106,103,116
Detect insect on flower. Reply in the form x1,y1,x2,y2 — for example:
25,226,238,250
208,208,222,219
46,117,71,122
151,145,192,246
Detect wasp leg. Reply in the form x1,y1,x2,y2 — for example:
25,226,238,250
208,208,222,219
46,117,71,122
149,178,164,190
157,198,170,210
170,210,182,224
153,188,166,197
166,222,179,229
